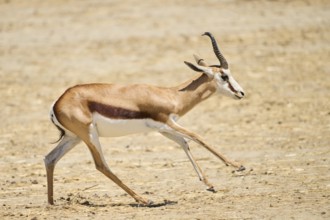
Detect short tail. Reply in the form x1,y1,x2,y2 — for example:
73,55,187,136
50,103,65,144
51,117,65,144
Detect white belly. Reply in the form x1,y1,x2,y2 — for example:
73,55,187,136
92,113,165,137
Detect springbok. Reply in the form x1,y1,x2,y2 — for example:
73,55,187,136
44,32,245,206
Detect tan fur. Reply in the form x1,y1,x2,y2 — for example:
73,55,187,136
45,53,244,206
53,73,217,134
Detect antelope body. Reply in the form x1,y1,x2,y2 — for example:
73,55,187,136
45,32,245,206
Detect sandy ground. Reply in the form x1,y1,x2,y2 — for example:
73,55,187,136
1,0,329,219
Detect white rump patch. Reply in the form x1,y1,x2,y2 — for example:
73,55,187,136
92,113,166,137
50,102,76,137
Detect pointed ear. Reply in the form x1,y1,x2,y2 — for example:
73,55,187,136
184,61,214,78
184,61,203,72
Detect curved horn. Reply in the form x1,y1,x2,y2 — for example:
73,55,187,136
202,32,228,69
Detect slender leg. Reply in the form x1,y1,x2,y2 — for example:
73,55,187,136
85,123,151,205
160,132,215,191
166,117,245,171
44,135,81,205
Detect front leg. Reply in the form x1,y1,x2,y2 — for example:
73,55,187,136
160,132,215,192
165,116,245,171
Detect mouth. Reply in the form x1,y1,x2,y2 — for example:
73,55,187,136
235,94,243,99
234,91,245,100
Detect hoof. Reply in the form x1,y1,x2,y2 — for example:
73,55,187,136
134,198,154,207
207,186,216,193
146,200,154,206
236,165,246,172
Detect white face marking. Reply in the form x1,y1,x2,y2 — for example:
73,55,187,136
215,69,244,99
92,113,166,137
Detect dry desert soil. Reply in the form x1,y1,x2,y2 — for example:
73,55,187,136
0,0,329,219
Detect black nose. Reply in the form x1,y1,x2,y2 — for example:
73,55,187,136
240,91,245,96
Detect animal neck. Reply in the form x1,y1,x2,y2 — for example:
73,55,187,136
174,73,217,116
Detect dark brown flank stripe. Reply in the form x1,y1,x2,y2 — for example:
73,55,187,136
87,101,151,120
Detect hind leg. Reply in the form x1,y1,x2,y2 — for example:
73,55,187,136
83,123,151,205
44,135,81,205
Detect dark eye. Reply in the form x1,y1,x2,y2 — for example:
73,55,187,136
221,74,229,81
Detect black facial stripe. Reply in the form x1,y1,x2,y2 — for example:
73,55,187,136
227,81,238,93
